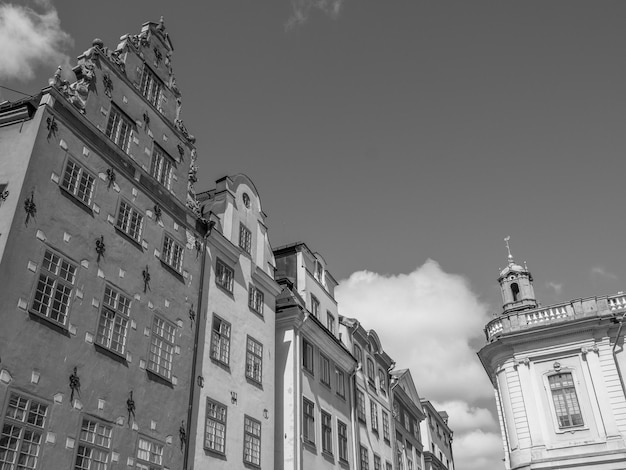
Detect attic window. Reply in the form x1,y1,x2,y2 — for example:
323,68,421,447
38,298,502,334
242,193,250,209
511,283,520,301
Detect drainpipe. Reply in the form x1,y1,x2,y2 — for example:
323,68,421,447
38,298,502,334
350,363,361,469
611,312,626,399
183,220,214,470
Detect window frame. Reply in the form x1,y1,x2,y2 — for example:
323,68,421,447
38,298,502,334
147,314,176,381
382,410,391,443
336,368,346,399
367,358,376,387
105,104,134,153
378,368,387,395
30,248,77,328
135,436,164,470
204,398,227,455
0,391,48,470
547,371,585,430
215,258,234,293
353,344,362,364
74,417,113,470
210,315,231,366
239,223,252,255
243,415,261,467
320,353,331,387
95,284,131,357
303,398,315,445
370,400,379,434
326,311,335,334
139,63,164,110
245,336,263,385
321,410,333,456
357,390,366,423
60,158,96,207
310,294,320,318
374,454,382,470
359,445,369,470
337,419,348,463
150,144,174,190
248,284,264,316
116,199,144,244
302,338,314,375
161,232,184,274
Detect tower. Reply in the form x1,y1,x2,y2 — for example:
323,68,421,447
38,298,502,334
498,237,537,313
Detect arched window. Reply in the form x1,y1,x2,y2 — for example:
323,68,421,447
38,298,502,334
549,372,583,428
511,283,520,301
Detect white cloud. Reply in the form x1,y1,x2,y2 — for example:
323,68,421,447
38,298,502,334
286,0,345,30
591,266,618,281
546,281,563,295
0,1,73,81
336,260,505,470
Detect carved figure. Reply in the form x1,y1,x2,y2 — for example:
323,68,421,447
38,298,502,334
24,192,36,226
69,367,80,402
126,391,136,426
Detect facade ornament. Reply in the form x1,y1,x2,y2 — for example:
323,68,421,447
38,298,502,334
24,191,36,226
95,235,106,263
126,390,136,426
102,72,113,98
153,204,162,223
195,239,202,259
106,168,116,189
581,344,599,355
514,357,530,367
142,265,151,293
189,304,196,323
46,116,58,140
108,49,126,74
177,143,185,161
0,187,8,205
179,421,187,451
69,367,81,402
553,361,561,372
52,57,96,114
165,51,173,76
174,98,195,144
153,46,162,67
170,76,181,96
143,111,150,129
197,375,204,388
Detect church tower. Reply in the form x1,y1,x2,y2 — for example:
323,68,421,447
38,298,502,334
498,237,537,313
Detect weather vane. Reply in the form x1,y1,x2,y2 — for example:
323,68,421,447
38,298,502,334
504,236,513,261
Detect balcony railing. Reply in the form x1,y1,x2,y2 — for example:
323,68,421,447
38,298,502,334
485,293,626,342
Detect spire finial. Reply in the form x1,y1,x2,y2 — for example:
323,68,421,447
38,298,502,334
504,236,513,263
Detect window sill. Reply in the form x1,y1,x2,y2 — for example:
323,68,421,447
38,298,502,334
303,367,315,379
159,259,184,282
336,393,346,401
114,226,144,252
28,310,71,336
210,356,231,373
243,461,261,470
59,186,94,216
203,447,227,460
321,380,332,390
249,307,264,319
245,376,263,389
94,343,128,365
322,450,335,463
303,439,317,453
339,457,350,469
146,369,173,388
215,282,235,297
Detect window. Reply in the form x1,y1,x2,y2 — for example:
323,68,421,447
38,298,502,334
357,390,366,423
404,412,410,432
0,392,48,470
407,458,414,470
74,419,112,470
354,344,362,364
359,445,369,470
374,454,382,470
336,368,345,398
337,420,348,462
211,316,231,366
382,411,390,442
314,261,323,282
367,358,375,385
96,284,131,355
243,416,261,466
310,295,320,318
116,200,144,242
246,336,263,384
321,411,332,455
303,398,315,444
385,462,393,470
151,145,173,189
549,372,583,428
136,437,163,470
320,354,331,387
378,369,387,394
370,401,379,433
248,285,264,315
511,282,520,301
326,312,335,334
105,105,133,153
239,223,252,254
140,65,163,108
162,234,184,273
204,398,227,454
31,249,77,326
148,315,175,380
215,259,234,293
303,338,314,374
61,159,95,206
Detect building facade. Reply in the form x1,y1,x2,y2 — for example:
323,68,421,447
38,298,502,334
340,317,396,470
189,175,280,469
0,19,207,469
419,400,453,470
479,249,626,469
274,242,357,470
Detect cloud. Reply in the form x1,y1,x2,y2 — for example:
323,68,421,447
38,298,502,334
0,1,73,81
590,266,618,281
286,0,345,30
545,281,563,295
336,260,505,470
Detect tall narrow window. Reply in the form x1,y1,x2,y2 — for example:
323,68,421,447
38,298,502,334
243,416,261,466
248,285,264,315
303,398,315,444
321,411,333,455
315,260,323,282
136,437,163,470
31,249,77,326
148,316,175,380
310,295,320,318
245,336,263,384
337,420,348,462
382,411,390,443
74,419,112,470
0,393,48,470
374,454,382,470
370,401,379,433
96,284,131,356
357,390,366,423
204,398,227,454
211,316,231,366
336,368,346,398
354,344,362,364
162,234,184,273
379,369,387,394
116,200,144,242
360,445,369,470
367,358,375,385
239,223,252,254
320,354,331,386
61,159,95,206
511,282,520,301
140,65,163,109
326,312,335,334
303,338,314,374
215,259,234,293
549,372,583,428
105,105,133,153
151,145,174,189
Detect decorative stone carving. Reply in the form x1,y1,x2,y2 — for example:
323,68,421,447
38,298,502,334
102,72,113,98
24,191,36,226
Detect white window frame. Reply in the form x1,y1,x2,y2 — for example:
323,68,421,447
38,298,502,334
139,64,163,110
211,315,231,366
135,437,164,470
147,315,176,380
243,415,261,466
239,223,252,254
245,336,263,384
150,144,174,190
61,158,96,207
320,354,331,387
96,284,131,356
161,233,184,273
74,418,112,470
248,285,264,315
321,410,333,455
204,398,227,454
303,398,315,444
116,199,144,243
105,105,134,153
215,258,234,293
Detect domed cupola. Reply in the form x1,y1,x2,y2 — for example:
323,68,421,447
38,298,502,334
498,237,537,314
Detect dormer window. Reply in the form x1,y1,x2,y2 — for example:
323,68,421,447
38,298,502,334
105,105,134,153
151,144,174,189
140,64,163,110
315,260,323,282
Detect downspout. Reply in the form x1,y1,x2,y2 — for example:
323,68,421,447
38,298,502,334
183,220,214,470
295,324,302,470
350,364,361,469
611,312,626,399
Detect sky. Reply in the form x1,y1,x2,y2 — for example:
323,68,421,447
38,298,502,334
2,1,626,469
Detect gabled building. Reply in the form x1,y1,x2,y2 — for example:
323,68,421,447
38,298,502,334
478,245,626,469
189,175,280,469
419,400,453,470
391,369,427,470
273,242,357,470
0,19,207,469
339,317,396,470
